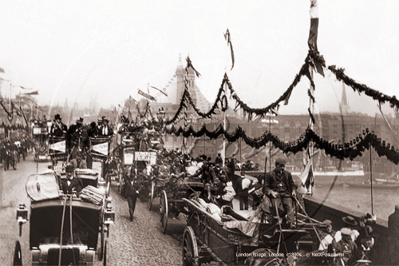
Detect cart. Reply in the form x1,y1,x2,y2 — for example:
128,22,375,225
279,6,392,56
49,135,68,167
14,171,115,265
32,122,51,162
152,176,206,234
89,136,112,188
181,197,324,266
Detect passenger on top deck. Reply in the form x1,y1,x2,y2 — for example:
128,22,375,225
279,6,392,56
335,216,360,243
50,114,67,137
331,228,361,265
69,152,87,170
99,116,113,136
60,164,83,195
263,158,297,229
318,219,337,251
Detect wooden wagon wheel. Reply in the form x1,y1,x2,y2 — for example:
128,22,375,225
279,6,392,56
103,239,107,266
160,190,168,234
149,181,155,211
182,226,199,266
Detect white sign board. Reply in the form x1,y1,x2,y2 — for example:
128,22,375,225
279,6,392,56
134,152,156,165
50,140,66,152
93,142,108,156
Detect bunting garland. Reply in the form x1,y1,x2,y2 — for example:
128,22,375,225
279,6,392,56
164,123,399,165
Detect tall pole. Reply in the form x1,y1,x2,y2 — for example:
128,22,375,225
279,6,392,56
222,112,226,167
370,114,376,215
8,83,11,138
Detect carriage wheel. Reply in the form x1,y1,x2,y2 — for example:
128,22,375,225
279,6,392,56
99,222,105,261
13,241,22,266
103,239,107,266
182,226,199,266
149,181,155,211
160,190,168,234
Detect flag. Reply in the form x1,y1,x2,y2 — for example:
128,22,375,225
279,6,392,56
138,89,156,101
150,86,168,97
185,57,201,77
308,0,324,76
299,159,314,189
21,90,39,95
0,67,4,73
284,87,294,105
224,29,235,71
129,95,137,102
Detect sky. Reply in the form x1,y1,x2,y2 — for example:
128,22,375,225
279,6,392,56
0,0,398,117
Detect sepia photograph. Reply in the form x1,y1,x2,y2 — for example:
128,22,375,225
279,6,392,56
1,0,399,265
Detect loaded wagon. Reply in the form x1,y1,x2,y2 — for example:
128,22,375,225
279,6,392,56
14,170,115,265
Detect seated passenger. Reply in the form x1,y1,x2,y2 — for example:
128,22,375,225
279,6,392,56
70,152,87,170
330,228,361,265
318,219,337,251
61,164,83,195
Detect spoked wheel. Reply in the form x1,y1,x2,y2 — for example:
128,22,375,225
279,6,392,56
182,226,199,266
13,240,22,266
160,190,168,234
103,239,107,266
149,181,155,211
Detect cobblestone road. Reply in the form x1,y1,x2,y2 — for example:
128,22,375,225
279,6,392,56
0,153,185,266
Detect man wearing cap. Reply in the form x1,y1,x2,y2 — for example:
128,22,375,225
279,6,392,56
50,114,67,137
60,164,83,195
264,158,297,229
318,219,337,251
331,228,360,265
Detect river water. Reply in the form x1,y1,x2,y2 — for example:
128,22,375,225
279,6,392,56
310,176,398,222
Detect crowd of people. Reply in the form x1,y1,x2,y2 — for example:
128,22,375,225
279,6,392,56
0,136,32,170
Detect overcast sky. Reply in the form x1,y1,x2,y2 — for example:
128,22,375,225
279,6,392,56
0,0,398,117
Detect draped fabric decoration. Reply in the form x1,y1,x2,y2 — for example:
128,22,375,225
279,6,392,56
328,65,399,111
164,124,399,165
224,29,235,71
0,101,13,121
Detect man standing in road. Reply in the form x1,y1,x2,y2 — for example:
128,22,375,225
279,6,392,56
263,158,296,229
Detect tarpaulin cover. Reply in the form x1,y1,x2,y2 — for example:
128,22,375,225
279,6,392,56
26,172,60,201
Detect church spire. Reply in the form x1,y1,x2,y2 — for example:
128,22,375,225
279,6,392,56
341,82,350,114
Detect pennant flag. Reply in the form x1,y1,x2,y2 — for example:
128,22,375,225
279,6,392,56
185,57,201,77
284,87,294,105
224,29,235,71
21,90,39,95
129,95,137,102
49,140,66,153
0,67,4,73
308,0,324,76
150,86,168,96
138,89,156,101
92,142,109,156
308,107,316,124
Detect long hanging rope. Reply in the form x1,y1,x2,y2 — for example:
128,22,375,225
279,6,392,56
69,195,76,265
58,198,67,266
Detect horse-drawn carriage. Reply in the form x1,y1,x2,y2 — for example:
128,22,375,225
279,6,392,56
181,196,325,266
32,121,51,162
14,169,115,265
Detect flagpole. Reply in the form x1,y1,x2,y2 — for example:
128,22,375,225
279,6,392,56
222,111,226,167
9,83,11,138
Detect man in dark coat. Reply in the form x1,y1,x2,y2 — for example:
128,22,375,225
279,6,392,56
67,117,88,158
215,153,223,166
122,166,140,221
263,158,296,228
60,164,83,195
50,114,67,137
